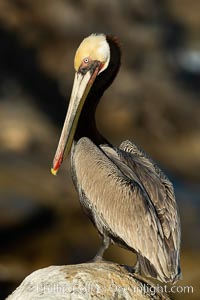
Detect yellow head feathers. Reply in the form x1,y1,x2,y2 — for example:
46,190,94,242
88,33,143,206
74,34,110,73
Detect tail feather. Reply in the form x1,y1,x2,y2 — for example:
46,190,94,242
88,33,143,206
138,255,181,283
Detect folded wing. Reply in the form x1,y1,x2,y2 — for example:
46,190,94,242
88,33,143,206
73,137,181,282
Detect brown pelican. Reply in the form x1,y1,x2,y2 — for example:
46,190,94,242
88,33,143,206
51,33,181,283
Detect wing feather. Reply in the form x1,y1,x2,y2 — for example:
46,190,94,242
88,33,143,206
119,140,180,247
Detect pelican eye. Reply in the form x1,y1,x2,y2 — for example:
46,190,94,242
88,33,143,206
78,57,92,74
83,57,89,64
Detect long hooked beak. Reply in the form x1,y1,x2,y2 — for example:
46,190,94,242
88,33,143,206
51,62,102,175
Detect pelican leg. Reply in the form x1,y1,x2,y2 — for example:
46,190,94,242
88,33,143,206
92,235,110,261
132,256,141,275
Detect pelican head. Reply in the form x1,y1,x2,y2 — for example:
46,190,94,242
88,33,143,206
74,33,110,73
51,34,111,175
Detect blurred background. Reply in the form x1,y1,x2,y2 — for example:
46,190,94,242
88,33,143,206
0,0,199,299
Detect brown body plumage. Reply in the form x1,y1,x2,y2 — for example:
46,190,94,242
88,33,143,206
52,33,181,283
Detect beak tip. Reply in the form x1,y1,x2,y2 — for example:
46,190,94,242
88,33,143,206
51,167,58,176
